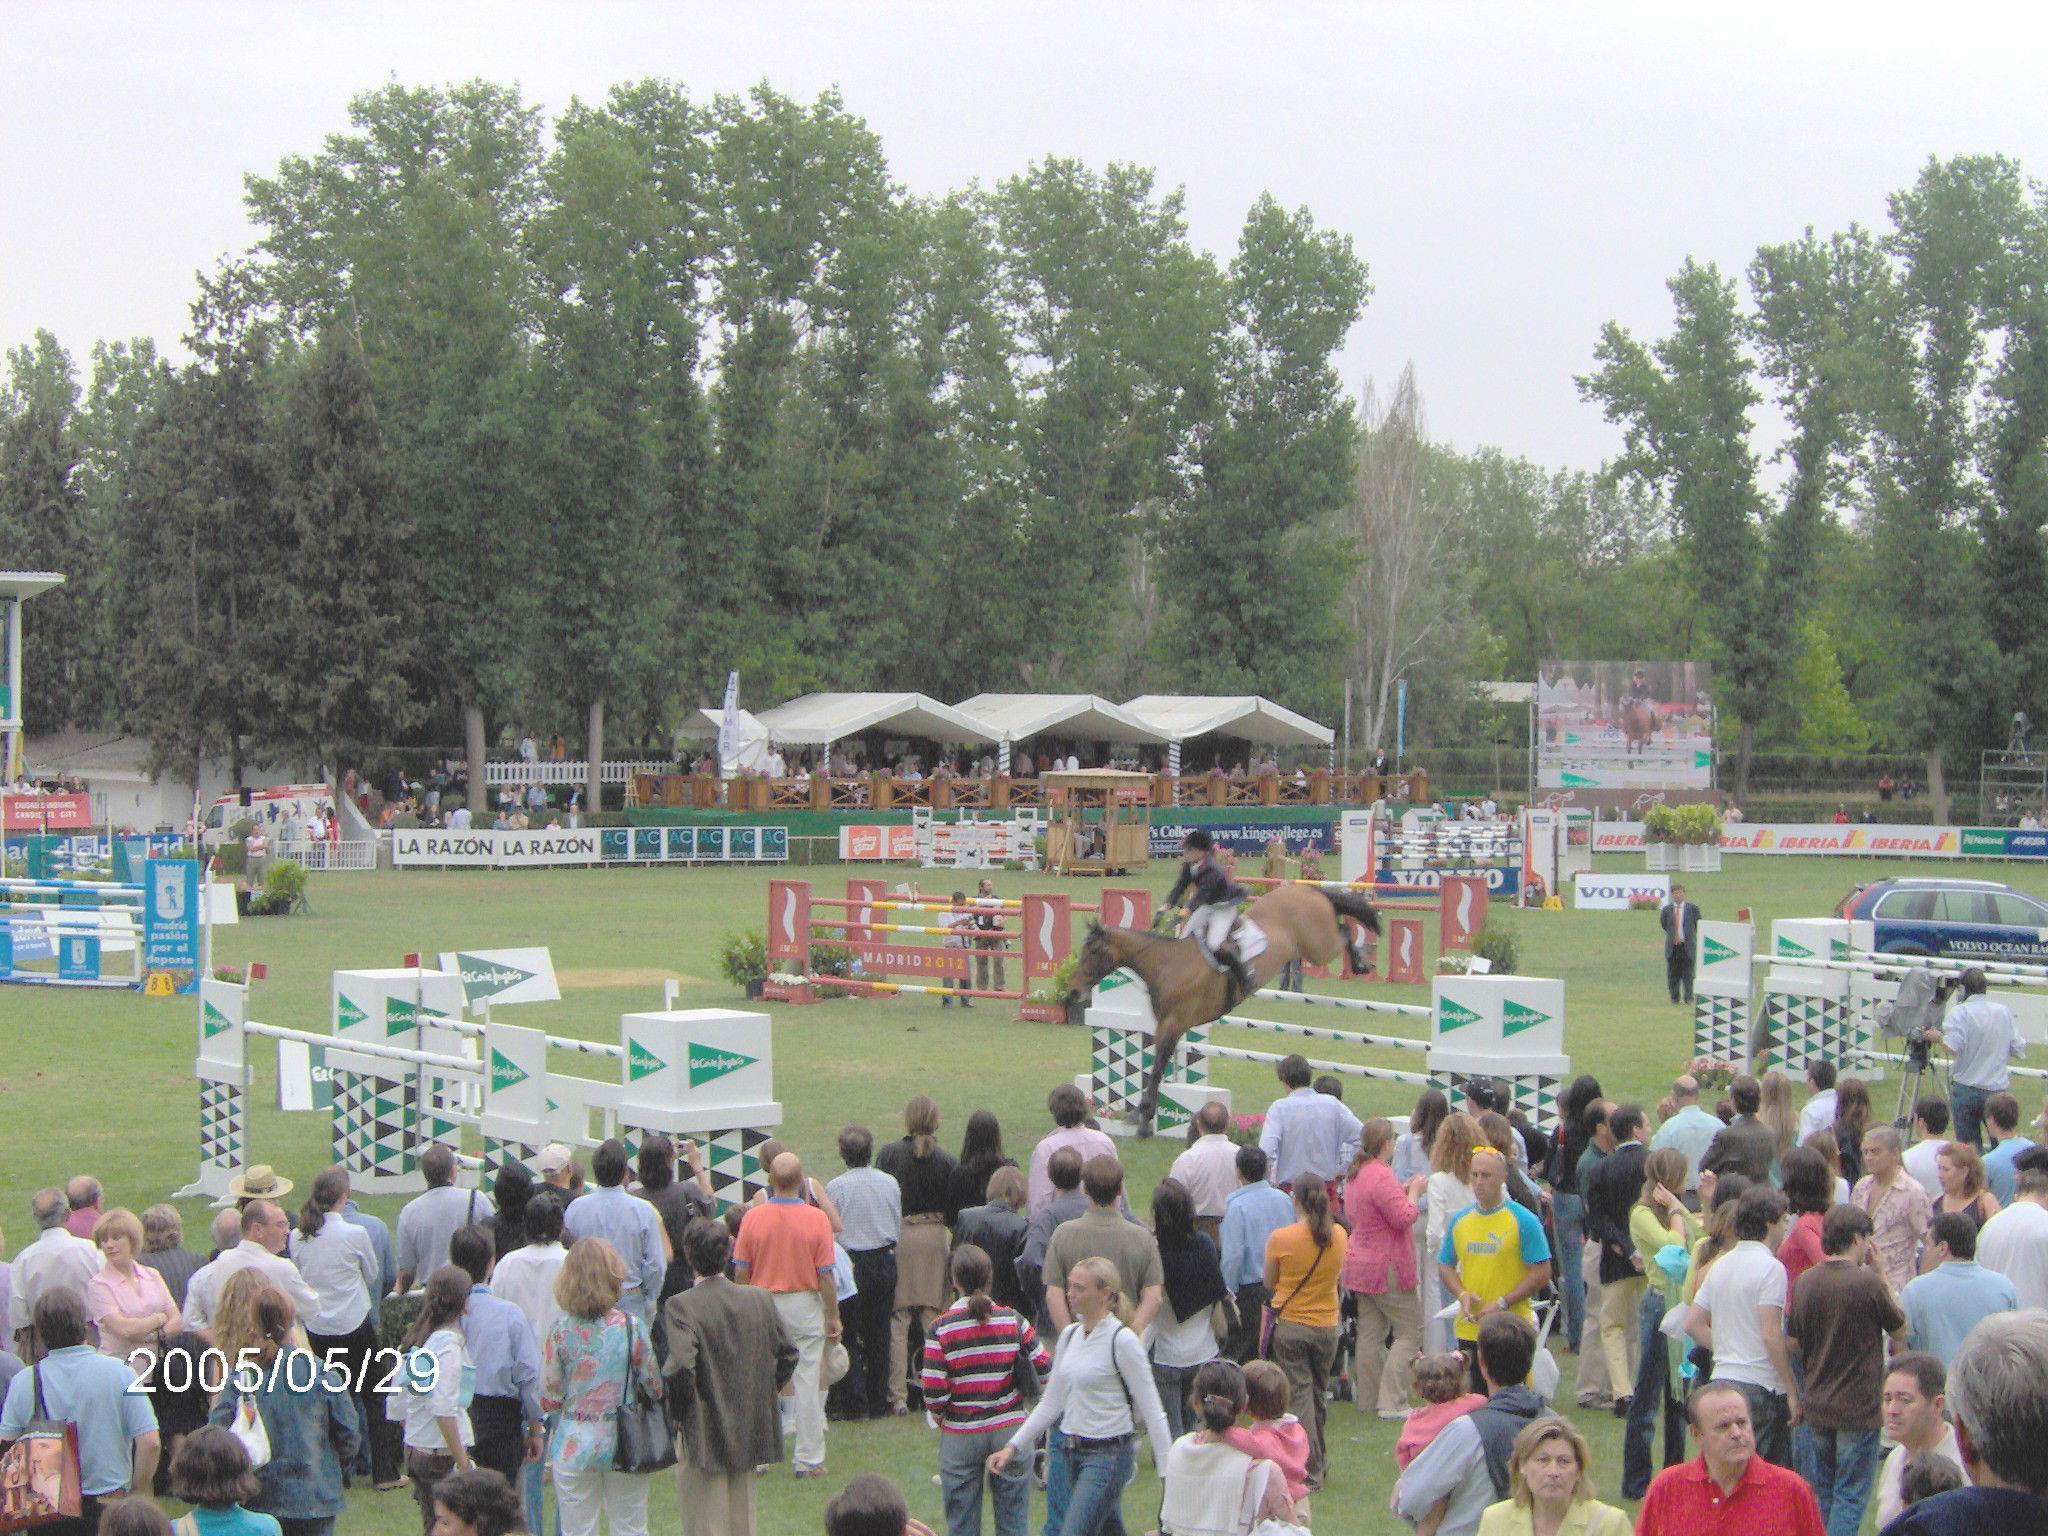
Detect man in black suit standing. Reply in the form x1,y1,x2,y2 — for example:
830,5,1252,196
1660,883,1699,1004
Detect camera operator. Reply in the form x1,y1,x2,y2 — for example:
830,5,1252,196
1925,968,2026,1149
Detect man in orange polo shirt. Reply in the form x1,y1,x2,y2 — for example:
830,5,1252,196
735,1153,842,1478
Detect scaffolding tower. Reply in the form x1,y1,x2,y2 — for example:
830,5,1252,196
1980,749,2048,826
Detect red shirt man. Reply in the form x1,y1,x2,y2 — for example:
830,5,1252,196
1637,1381,1824,1535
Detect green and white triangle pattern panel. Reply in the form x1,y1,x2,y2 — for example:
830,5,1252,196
199,1079,245,1171
331,1065,418,1182
1759,991,1852,1077
701,1125,776,1211
483,1136,541,1176
1090,1023,1208,1119
1430,1069,1562,1134
1693,994,1749,1064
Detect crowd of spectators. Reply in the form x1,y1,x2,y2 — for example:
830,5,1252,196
12,1028,2048,1536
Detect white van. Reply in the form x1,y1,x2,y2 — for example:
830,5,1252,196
200,784,336,847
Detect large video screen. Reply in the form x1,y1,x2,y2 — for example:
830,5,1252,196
1537,662,1715,790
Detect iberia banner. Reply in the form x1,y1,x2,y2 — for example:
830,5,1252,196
1591,822,1967,857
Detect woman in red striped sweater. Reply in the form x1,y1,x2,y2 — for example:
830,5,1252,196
922,1244,1052,1536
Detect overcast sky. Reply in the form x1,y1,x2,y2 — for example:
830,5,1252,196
6,2,2046,471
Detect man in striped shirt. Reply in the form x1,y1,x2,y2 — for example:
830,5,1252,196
921,1248,1050,1536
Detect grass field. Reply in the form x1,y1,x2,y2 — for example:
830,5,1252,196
9,852,2024,1535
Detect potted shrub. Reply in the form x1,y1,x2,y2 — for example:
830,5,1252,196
1642,806,1680,871
718,928,770,1000
1020,953,1083,1024
1674,803,1725,872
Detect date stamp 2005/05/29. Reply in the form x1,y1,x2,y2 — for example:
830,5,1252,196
127,1346,438,1397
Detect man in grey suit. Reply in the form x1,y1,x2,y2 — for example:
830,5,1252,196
1660,884,1700,1004
662,1218,798,1536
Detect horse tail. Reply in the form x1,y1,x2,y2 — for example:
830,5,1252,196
1323,887,1382,934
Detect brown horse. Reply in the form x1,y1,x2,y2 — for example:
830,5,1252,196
1621,699,1657,759
1065,883,1381,1135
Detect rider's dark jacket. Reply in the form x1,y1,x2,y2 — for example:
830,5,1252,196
1166,853,1248,910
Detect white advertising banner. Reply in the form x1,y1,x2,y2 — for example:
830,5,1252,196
1572,872,1671,910
437,947,561,1012
1591,823,1964,858
393,829,604,868
1697,921,1754,989
1432,975,1567,1056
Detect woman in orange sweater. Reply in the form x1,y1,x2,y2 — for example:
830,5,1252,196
1261,1172,1348,1491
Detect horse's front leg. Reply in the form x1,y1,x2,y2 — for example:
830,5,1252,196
1134,1027,1180,1139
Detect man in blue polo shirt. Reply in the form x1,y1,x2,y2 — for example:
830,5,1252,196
1219,1144,1295,1362
1902,1212,2018,1367
0,1290,159,1524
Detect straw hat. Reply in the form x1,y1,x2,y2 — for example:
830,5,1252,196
227,1164,294,1200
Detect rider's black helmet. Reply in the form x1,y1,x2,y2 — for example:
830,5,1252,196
1182,830,1213,852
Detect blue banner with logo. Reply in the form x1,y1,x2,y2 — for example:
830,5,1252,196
142,858,200,988
57,933,100,981
1148,819,1337,858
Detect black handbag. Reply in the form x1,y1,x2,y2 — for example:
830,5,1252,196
610,1315,677,1475
1009,1310,1043,1401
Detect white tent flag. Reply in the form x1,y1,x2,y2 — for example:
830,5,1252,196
718,671,741,778
438,947,561,1013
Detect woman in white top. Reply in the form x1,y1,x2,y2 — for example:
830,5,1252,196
1423,1113,1483,1353
401,1267,475,1533
1160,1360,1295,1536
988,1257,1174,1536
289,1170,381,1359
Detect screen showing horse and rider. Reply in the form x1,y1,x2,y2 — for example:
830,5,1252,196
1536,660,1716,790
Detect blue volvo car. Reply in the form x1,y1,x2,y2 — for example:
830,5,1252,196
1836,876,2048,961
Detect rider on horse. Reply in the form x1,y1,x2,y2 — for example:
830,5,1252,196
1164,829,1253,999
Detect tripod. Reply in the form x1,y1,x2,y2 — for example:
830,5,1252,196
1893,1040,1948,1127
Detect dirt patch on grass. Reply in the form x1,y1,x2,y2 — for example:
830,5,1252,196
557,967,697,989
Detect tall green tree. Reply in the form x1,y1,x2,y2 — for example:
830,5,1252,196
1159,194,1369,715
1858,157,2029,818
112,270,279,787
1581,259,1822,800
261,327,426,767
245,80,547,790
992,159,1227,686
0,332,92,732
74,339,173,727
525,90,703,806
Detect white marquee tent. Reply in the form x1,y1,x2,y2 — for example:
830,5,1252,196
754,693,999,764
1121,695,1334,775
954,693,1170,772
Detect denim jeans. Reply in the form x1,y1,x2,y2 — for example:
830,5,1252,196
1799,1425,1883,1536
939,1426,1031,1536
1041,1426,1070,1536
1621,1288,1684,1498
1726,1379,1792,1468
1552,1192,1587,1350
1057,1436,1136,1536
1151,1361,1201,1439
1952,1084,1991,1149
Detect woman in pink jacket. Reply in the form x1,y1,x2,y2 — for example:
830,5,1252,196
1342,1118,1429,1417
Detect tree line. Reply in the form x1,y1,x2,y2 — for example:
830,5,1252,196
0,77,2041,813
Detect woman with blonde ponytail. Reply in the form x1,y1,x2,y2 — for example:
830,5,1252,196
921,1244,1049,1536
1261,1172,1347,1491
986,1258,1172,1536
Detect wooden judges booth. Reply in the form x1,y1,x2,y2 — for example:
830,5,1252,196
1044,769,1153,875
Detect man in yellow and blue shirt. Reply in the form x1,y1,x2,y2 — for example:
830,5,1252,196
1438,1147,1553,1384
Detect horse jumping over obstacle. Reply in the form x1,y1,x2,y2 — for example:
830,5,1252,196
1066,883,1381,1136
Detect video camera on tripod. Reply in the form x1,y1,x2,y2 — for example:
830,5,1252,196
1876,968,1956,1063
1875,966,1959,1122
